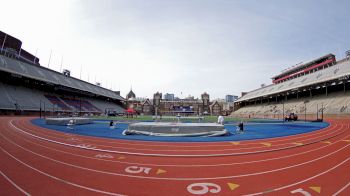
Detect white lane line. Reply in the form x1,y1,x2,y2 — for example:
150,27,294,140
0,170,31,195
5,122,350,168
244,157,350,196
0,147,126,196
26,119,336,148
23,118,342,152
9,120,346,157
333,181,350,196
1,129,349,181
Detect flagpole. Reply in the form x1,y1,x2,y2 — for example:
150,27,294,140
1,34,7,51
33,49,38,64
80,65,82,79
18,47,22,58
60,55,63,72
47,49,52,68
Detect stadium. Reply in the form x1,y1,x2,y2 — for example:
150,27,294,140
1,19,350,196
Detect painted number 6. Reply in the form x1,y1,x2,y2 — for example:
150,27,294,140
125,166,151,174
187,183,221,195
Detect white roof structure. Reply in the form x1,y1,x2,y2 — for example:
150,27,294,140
236,58,350,102
271,53,334,79
0,55,124,101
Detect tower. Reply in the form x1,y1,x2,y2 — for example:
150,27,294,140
201,92,210,114
153,92,162,115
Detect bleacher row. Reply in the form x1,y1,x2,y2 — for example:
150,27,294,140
237,58,350,102
232,92,350,117
0,82,124,113
0,55,123,100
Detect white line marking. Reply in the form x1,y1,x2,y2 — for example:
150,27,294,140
1,129,349,181
0,147,126,196
26,119,341,152
9,120,346,157
0,170,31,195
333,181,350,196
30,120,334,148
7,122,350,168
244,157,350,196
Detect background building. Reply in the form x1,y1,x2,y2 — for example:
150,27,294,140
225,95,238,102
164,93,175,101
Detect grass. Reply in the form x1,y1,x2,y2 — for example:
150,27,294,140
91,115,258,123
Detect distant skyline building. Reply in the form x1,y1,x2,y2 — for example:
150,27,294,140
225,95,238,102
164,93,175,101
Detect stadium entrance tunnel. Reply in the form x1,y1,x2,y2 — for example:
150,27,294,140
32,119,329,142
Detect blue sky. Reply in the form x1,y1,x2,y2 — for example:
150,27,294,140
1,0,350,99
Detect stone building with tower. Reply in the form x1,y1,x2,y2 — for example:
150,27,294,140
126,89,153,115
126,90,224,116
156,92,220,116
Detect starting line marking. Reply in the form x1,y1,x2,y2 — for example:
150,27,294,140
7,120,350,182
292,142,303,146
95,154,114,159
261,142,272,147
9,120,346,157
309,186,321,193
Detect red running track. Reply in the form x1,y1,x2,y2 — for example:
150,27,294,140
0,117,350,195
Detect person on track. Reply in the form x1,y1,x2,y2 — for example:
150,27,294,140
109,120,115,129
238,121,244,133
217,115,224,125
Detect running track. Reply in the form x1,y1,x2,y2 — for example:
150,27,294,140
0,117,349,195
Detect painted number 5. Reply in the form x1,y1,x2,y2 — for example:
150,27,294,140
187,183,221,195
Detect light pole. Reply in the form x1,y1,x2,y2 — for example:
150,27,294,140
304,100,308,122
282,100,285,122
39,100,42,118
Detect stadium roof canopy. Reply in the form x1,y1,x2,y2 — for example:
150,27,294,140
236,58,350,103
271,53,335,79
0,55,124,101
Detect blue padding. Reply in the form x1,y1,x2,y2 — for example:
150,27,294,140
31,119,329,142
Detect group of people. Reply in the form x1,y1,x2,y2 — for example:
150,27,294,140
217,115,244,133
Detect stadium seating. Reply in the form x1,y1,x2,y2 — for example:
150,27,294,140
0,55,123,100
0,81,123,113
44,95,71,111
232,91,350,117
238,59,350,102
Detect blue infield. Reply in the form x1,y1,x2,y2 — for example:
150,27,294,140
31,119,329,142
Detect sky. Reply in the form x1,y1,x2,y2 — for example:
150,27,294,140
1,0,350,99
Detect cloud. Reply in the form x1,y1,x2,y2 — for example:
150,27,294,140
1,0,350,99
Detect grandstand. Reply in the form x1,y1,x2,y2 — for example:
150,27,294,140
0,31,125,115
232,52,350,119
